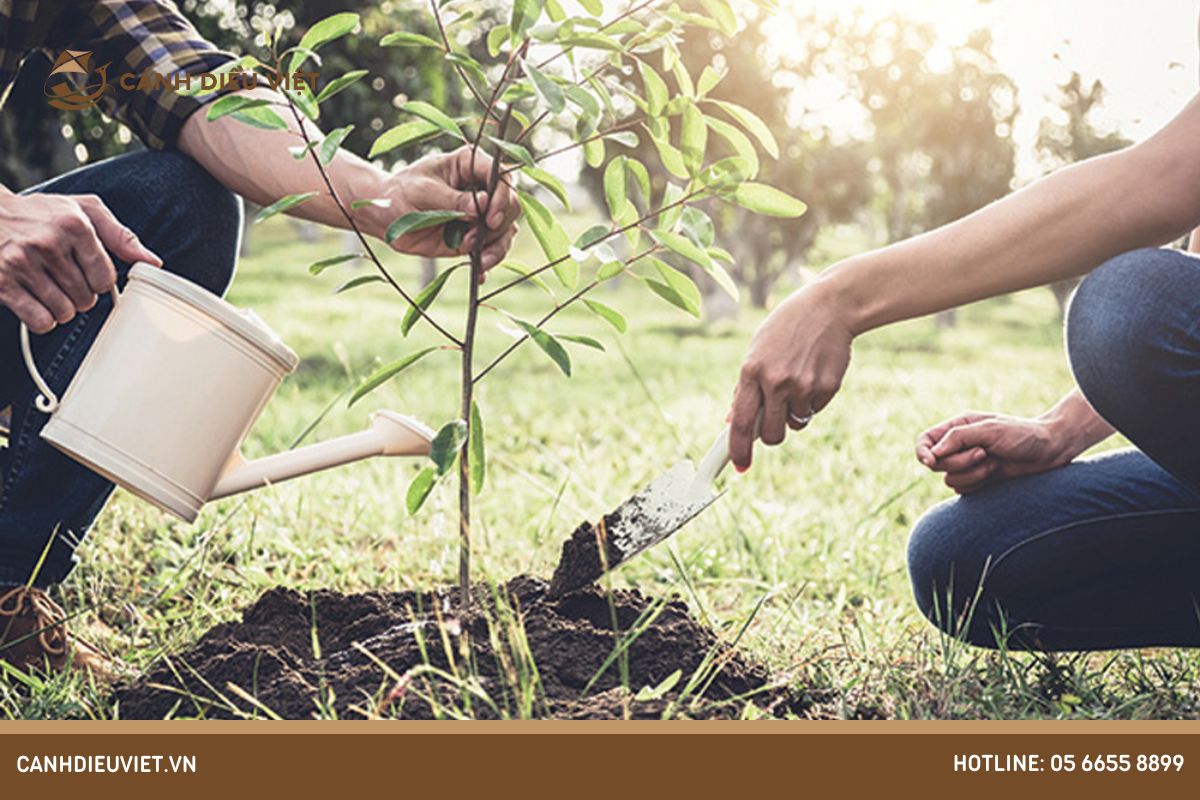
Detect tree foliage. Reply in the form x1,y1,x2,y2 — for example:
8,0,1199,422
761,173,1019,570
219,0,804,600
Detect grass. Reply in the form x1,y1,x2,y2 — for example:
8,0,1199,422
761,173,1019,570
4,215,1199,719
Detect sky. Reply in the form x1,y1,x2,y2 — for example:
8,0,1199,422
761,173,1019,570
781,0,1200,180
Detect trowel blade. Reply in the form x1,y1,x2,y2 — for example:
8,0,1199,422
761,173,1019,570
547,459,721,597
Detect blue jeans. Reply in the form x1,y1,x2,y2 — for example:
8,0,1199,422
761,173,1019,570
907,248,1200,651
0,151,241,587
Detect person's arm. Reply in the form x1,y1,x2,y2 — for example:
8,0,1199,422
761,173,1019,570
176,88,517,267
1189,228,1200,252
729,93,1200,470
914,389,1115,494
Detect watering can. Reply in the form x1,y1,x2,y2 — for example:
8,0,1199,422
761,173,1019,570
18,263,434,522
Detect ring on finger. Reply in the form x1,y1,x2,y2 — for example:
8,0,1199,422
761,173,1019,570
788,410,813,426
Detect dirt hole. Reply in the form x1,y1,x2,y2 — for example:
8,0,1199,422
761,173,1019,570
116,576,807,720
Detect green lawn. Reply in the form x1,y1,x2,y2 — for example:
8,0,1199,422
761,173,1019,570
5,216,1198,720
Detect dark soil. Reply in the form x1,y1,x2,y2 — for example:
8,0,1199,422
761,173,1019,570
116,576,807,720
546,513,624,598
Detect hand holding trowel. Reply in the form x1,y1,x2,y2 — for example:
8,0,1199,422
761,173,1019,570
547,425,740,597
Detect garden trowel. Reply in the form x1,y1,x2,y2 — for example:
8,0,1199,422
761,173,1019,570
548,426,735,596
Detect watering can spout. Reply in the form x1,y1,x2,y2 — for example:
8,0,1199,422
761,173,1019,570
210,411,434,501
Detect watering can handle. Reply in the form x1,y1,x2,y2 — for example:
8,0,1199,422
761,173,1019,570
19,287,120,414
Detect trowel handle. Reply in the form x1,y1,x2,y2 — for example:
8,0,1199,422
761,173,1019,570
694,426,733,488
694,410,763,489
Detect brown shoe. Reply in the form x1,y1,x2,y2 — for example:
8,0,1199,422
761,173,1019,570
0,585,118,683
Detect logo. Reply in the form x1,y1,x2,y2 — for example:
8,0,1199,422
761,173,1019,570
44,50,110,110
43,50,322,112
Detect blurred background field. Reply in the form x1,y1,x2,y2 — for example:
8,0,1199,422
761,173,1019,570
3,0,1200,718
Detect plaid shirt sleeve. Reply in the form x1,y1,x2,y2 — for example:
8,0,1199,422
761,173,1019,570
51,0,236,150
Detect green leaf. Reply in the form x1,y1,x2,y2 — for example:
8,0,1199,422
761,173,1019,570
638,61,668,117
583,136,605,169
380,31,443,48
349,347,438,406
697,65,725,97
487,25,511,56
443,220,469,250
446,52,488,86
561,33,622,52
603,156,628,217
386,210,467,244
698,155,755,191
680,103,707,174
513,318,571,376
605,130,639,149
559,333,604,351
402,265,461,335
469,401,485,495
319,124,353,165
350,198,392,210
206,94,272,121
650,131,688,179
500,260,556,297
624,159,651,206
255,192,317,223
289,141,319,160
670,50,694,97
583,299,627,333
308,254,359,275
231,106,288,130
578,0,603,15
705,115,759,177
399,101,464,140
335,275,384,293
699,0,738,35
682,207,715,248
296,13,360,65
729,183,808,218
406,467,437,515
283,82,319,122
430,420,467,476
652,229,738,301
522,60,565,113
635,669,682,702
597,258,624,280
369,120,441,158
516,191,574,286
652,229,711,269
575,224,609,248
487,136,534,167
710,100,778,158
316,69,368,103
510,0,545,41
523,166,570,209
645,258,701,317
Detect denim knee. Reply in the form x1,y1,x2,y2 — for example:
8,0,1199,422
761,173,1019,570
1067,248,1200,487
907,499,996,645
135,152,242,296
1067,248,1200,430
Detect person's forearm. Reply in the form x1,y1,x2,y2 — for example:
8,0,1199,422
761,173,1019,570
1039,388,1116,462
819,95,1200,335
1189,227,1200,253
177,88,392,240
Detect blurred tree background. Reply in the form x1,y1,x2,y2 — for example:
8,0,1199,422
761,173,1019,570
0,0,1138,318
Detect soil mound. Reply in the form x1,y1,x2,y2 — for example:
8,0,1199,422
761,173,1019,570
116,576,804,719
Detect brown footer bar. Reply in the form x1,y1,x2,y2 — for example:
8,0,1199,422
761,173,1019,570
1,723,1197,798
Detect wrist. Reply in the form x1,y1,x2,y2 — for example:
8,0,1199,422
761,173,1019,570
1038,394,1112,463
813,255,885,337
330,157,392,241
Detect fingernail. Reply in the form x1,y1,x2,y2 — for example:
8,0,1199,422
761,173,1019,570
735,463,749,474
489,211,503,228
